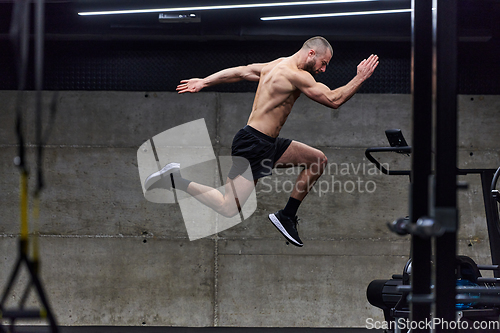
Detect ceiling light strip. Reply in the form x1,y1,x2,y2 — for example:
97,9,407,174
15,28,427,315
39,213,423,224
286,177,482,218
78,0,377,16
261,8,412,20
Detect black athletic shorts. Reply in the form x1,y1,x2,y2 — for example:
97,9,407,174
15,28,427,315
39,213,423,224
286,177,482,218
228,125,292,181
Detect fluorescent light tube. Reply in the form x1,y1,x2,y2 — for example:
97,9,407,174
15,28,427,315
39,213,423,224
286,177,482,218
78,0,378,16
261,8,412,20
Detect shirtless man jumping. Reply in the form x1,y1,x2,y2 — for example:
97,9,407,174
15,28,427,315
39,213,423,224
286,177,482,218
146,36,378,247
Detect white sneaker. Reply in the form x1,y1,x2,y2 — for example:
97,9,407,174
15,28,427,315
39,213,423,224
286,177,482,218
144,162,180,191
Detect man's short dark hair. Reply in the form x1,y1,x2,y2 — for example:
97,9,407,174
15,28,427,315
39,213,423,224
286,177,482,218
302,36,333,57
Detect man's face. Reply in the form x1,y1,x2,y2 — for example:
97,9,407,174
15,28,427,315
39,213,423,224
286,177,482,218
304,50,332,76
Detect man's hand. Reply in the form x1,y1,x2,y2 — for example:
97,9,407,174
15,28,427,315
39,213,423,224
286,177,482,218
356,54,379,82
176,78,205,94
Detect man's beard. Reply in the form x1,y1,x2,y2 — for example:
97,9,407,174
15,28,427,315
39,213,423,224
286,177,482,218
303,59,317,76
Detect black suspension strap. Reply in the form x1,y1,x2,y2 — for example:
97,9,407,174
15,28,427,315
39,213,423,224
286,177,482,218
0,1,59,332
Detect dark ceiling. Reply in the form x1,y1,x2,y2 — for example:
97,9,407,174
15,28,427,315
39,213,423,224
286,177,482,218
0,1,499,93
0,0,498,42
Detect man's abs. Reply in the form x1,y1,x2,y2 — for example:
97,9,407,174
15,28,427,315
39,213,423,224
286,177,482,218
247,105,291,138
247,90,300,138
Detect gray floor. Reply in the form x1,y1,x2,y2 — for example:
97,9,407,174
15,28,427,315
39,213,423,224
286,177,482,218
5,327,382,333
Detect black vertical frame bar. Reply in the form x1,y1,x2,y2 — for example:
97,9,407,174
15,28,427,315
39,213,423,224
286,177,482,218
481,171,500,278
410,0,433,328
434,0,458,329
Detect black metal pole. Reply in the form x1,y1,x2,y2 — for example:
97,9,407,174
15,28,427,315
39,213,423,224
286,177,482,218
410,0,433,329
433,0,458,329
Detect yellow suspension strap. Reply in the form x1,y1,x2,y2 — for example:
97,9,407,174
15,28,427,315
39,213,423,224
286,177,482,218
32,193,40,272
20,170,29,256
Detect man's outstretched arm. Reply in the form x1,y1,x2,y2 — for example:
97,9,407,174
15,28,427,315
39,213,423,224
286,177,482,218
292,54,379,109
176,61,273,94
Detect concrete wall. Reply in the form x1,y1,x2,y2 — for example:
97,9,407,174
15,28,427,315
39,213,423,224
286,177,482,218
1,91,499,327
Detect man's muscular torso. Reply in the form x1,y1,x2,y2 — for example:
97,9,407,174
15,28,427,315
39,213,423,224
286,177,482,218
247,57,302,138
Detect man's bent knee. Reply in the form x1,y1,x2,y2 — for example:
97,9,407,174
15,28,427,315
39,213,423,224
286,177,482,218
312,152,327,175
319,153,327,168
